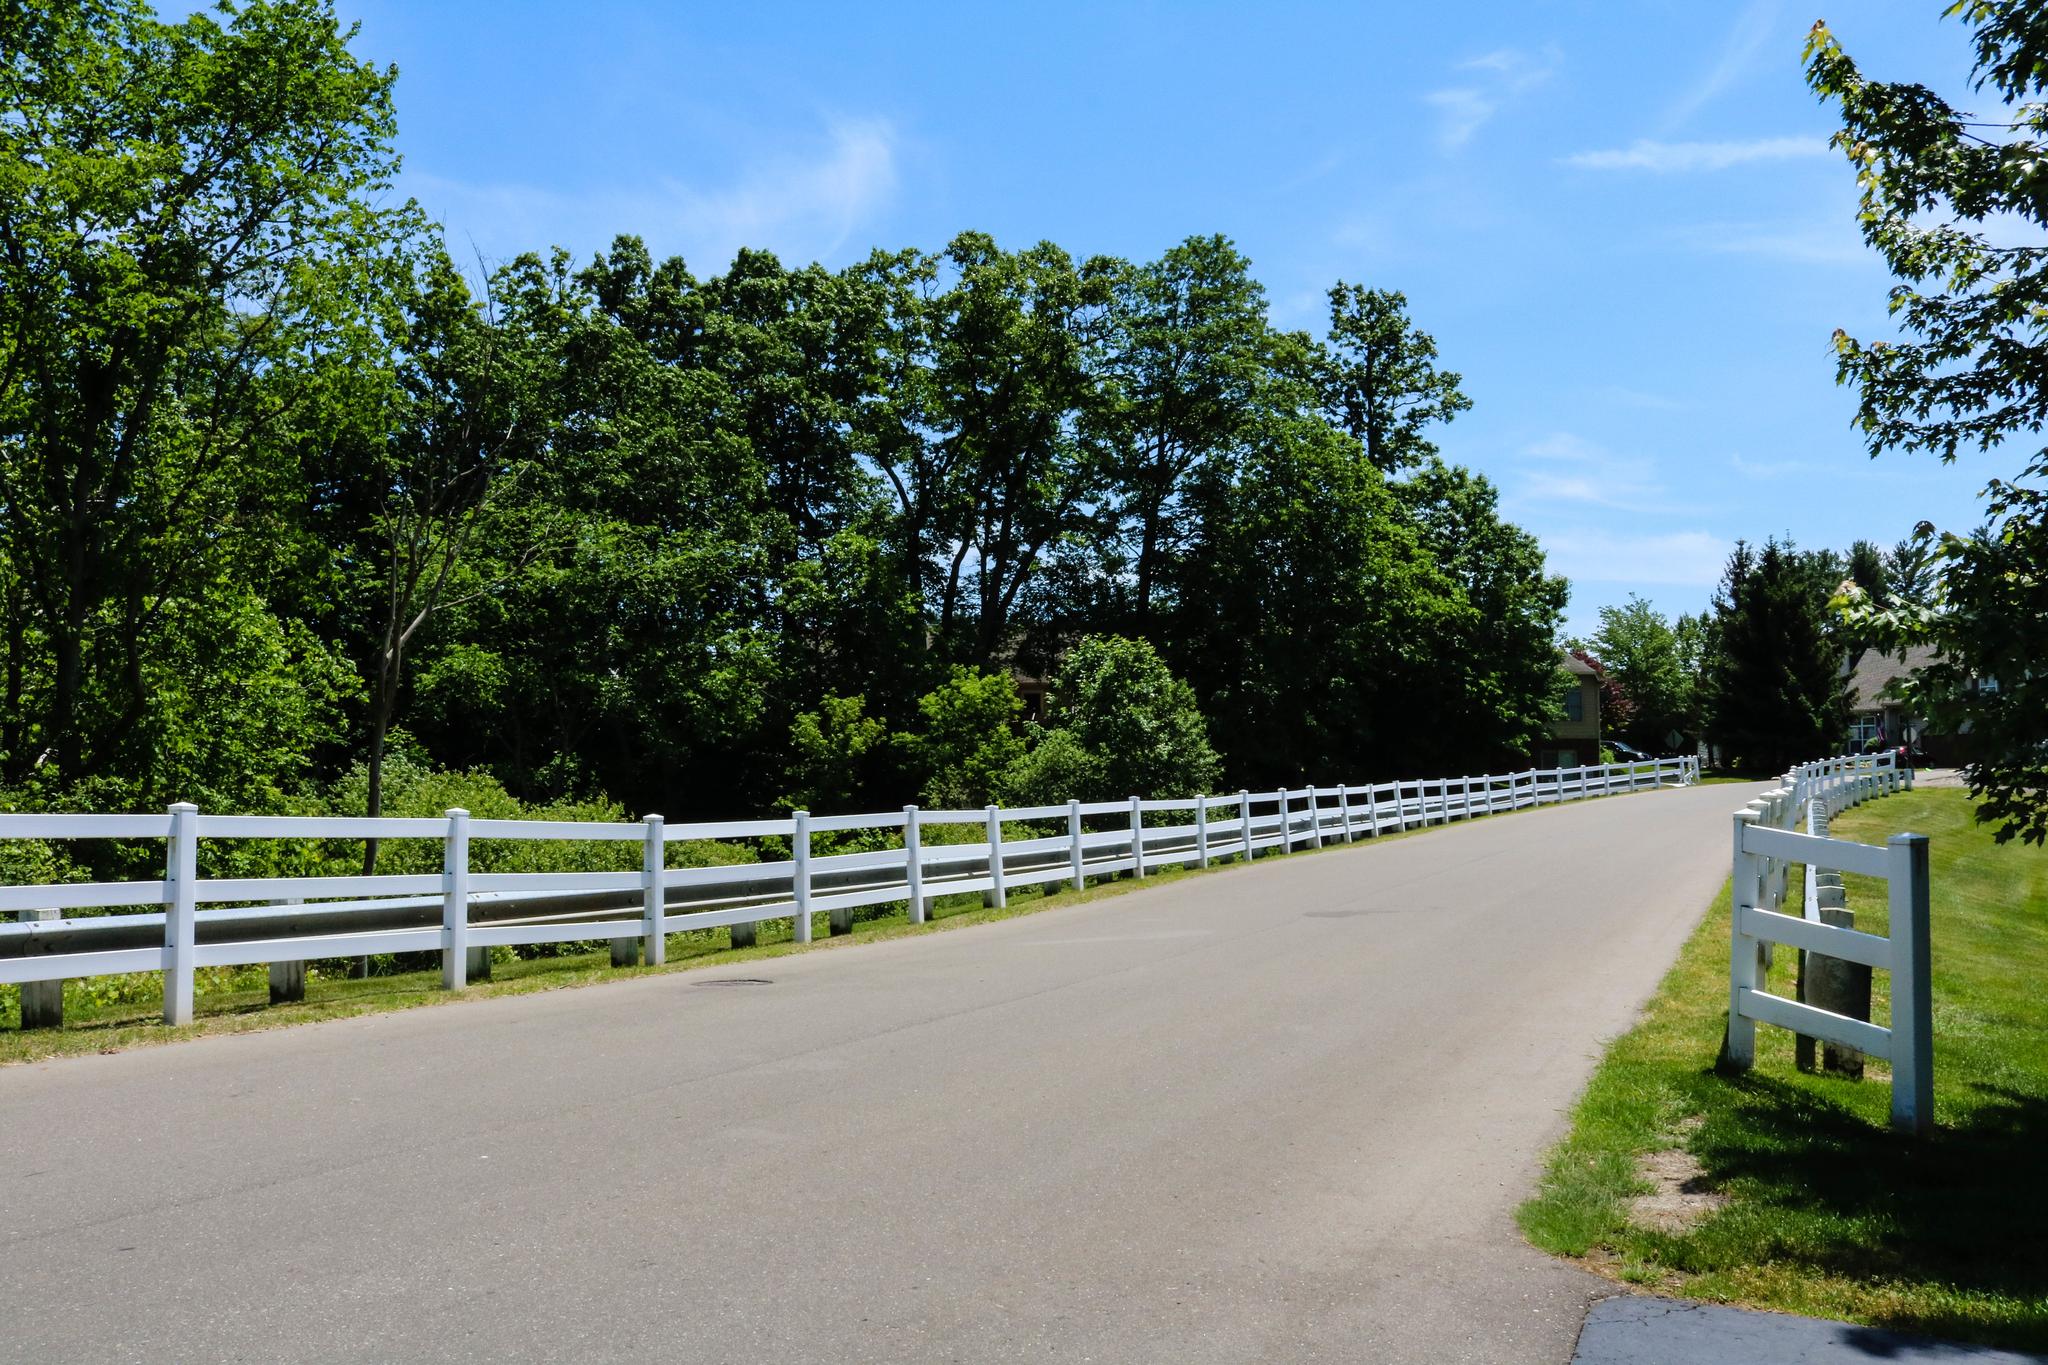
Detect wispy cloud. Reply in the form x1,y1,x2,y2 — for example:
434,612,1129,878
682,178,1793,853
1516,432,1669,514
1674,220,1875,266
1424,46,1560,150
1541,530,1731,588
1660,0,1780,132
1729,452,1827,479
1562,136,1826,173
411,116,899,272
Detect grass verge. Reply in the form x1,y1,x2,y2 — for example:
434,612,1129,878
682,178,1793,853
1517,787,2048,1350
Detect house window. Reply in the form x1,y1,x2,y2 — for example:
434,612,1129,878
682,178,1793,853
1849,716,1882,746
1563,687,1584,722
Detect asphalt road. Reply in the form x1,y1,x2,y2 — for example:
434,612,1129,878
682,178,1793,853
0,780,1756,1363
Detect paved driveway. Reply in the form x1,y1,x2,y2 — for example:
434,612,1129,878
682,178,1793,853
0,781,1758,1363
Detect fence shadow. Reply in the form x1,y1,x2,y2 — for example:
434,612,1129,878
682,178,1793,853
1695,1067,2048,1337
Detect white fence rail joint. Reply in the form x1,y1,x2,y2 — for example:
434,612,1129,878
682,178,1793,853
3,755,1699,1027
1721,752,1931,1135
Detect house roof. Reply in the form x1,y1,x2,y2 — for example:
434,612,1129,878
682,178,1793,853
1561,651,1598,678
1844,643,1942,712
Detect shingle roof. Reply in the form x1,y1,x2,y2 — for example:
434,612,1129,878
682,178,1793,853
1561,650,1598,677
1845,644,1942,711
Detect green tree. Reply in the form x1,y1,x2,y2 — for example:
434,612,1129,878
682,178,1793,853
1393,460,1569,771
0,0,414,799
1039,635,1219,800
1702,540,1849,774
1097,236,1269,629
1318,284,1472,473
904,667,1026,808
1588,595,1693,752
1807,5,2048,842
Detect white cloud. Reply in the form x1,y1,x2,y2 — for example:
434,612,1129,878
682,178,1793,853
1424,46,1560,150
411,116,899,272
1541,530,1730,588
1516,432,1668,513
1676,220,1876,266
1661,0,1780,132
1562,136,1827,173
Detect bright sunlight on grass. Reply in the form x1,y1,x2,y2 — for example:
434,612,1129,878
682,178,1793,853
1517,787,2048,1350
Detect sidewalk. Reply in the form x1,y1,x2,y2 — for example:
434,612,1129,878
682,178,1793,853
1574,1297,2048,1364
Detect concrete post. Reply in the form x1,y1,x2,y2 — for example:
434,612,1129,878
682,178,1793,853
1129,797,1145,879
1888,834,1933,1135
906,806,928,923
162,803,198,1026
268,898,305,1004
442,808,470,989
1066,800,1084,891
19,908,61,1028
984,806,1007,909
730,919,756,950
792,811,812,944
641,814,666,966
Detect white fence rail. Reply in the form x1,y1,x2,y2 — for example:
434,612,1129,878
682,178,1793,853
3,755,1698,1026
1723,752,1931,1134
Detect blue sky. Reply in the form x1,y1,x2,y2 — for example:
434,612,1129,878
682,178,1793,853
319,0,2006,637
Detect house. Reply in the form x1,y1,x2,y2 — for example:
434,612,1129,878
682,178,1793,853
1536,651,1601,769
1842,643,1984,764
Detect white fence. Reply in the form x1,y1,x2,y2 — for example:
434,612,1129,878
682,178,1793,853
2,755,1698,1027
1723,752,1931,1134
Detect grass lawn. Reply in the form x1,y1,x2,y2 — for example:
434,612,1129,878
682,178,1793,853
1518,787,2048,1350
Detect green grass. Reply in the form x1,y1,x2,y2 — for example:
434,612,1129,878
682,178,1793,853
1517,788,2048,1350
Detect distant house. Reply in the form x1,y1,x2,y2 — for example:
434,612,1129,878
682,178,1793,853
1842,643,1987,764
1536,651,1602,769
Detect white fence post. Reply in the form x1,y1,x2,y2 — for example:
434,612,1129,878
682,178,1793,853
985,805,1007,909
441,807,470,990
1725,810,1761,1069
1273,788,1288,848
792,810,812,943
906,806,928,922
161,802,198,1025
1338,783,1354,842
641,814,665,966
1196,798,1210,868
1307,785,1323,848
1239,791,1253,860
1129,796,1145,878
1888,833,1934,1135
1066,800,1083,891
1364,783,1380,835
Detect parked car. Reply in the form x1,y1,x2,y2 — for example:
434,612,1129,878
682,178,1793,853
1609,740,1652,763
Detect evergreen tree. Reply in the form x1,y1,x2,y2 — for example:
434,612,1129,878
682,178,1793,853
1702,540,1849,774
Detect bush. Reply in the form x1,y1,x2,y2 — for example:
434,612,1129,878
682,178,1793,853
1038,636,1221,801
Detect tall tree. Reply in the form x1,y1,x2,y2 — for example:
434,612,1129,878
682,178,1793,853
927,232,1113,666
1702,539,1849,774
0,0,413,795
1318,284,1472,473
1588,594,1693,752
1808,4,2048,843
1393,460,1569,770
1097,236,1269,629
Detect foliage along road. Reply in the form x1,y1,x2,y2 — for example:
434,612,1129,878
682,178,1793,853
0,779,1757,1363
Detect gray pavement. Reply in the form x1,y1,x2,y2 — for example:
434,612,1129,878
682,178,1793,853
0,781,1758,1363
1574,1296,2048,1364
